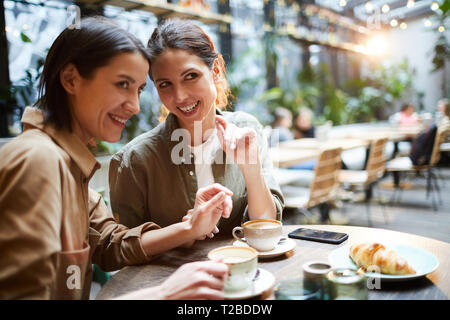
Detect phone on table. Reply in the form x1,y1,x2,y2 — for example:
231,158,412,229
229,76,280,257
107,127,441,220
288,228,348,244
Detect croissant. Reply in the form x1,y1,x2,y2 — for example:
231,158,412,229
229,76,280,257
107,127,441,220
349,243,416,275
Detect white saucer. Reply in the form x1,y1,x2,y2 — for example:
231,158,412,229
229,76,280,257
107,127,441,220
224,268,275,300
232,237,296,258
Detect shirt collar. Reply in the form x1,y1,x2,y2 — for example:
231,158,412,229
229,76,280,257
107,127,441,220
21,107,100,179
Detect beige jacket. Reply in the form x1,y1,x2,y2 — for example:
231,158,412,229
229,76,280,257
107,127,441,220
0,107,160,299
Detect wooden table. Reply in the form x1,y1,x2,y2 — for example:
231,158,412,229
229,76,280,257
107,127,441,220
269,148,318,168
270,138,368,168
329,124,423,142
270,124,424,168
96,225,449,300
279,138,369,151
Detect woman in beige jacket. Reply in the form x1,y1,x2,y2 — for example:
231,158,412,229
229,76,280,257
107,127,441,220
0,17,230,300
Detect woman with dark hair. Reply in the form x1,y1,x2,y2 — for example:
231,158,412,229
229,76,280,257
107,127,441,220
109,19,284,244
293,107,315,139
0,17,230,300
268,107,293,147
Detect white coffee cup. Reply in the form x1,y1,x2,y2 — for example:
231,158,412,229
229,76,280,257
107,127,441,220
208,246,258,292
232,219,282,252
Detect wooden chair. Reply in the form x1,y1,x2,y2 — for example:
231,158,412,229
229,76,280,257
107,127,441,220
386,124,450,211
281,147,342,223
338,138,388,226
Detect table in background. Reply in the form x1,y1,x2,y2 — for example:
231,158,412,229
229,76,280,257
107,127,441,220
279,138,369,151
96,225,450,300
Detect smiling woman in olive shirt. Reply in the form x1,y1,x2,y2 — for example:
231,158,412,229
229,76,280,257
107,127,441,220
109,19,284,243
0,17,230,300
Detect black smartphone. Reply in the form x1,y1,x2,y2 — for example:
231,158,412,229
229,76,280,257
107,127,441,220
288,228,348,244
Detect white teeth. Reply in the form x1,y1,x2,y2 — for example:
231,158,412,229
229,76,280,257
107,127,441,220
178,101,198,112
110,115,127,124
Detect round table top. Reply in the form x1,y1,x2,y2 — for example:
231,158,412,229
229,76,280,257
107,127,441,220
96,225,450,300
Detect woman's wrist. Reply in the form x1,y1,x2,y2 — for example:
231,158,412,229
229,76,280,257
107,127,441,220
239,159,262,180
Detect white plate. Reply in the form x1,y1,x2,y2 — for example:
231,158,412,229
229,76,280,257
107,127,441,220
232,237,296,258
224,268,275,300
328,244,439,281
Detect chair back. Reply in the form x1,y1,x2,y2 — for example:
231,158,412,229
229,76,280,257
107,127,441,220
307,147,342,208
430,125,450,166
366,138,388,184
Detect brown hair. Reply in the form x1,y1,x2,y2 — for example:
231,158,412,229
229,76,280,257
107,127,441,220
36,16,150,131
438,98,449,117
147,19,231,115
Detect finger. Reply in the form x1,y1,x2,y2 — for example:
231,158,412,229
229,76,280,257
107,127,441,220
194,261,229,278
207,232,214,239
200,183,233,197
196,235,207,241
201,191,226,213
216,122,226,149
215,115,227,130
222,196,233,218
225,125,237,150
213,226,219,233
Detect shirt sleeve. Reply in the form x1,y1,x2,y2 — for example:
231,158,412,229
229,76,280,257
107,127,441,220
88,188,161,272
0,144,62,299
108,152,147,228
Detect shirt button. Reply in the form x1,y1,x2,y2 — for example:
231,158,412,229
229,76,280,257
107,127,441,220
189,171,194,176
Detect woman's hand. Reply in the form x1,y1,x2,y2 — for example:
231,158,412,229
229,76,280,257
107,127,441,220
180,210,219,248
157,261,228,300
186,183,233,241
116,261,228,300
215,115,260,169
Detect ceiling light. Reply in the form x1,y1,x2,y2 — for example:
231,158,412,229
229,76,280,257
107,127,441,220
339,0,347,7
365,1,374,13
424,19,432,27
390,19,398,27
400,22,407,29
382,4,390,13
431,2,439,11
407,0,415,8
438,25,445,32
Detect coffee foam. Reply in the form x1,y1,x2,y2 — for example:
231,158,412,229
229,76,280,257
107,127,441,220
246,222,279,229
222,257,248,263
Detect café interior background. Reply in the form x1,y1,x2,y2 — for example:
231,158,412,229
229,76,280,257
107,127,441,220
2,0,449,140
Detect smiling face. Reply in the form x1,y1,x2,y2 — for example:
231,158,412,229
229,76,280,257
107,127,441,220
69,52,149,143
150,48,218,136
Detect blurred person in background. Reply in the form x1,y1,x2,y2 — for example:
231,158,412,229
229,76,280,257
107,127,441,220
390,103,420,126
269,107,294,147
293,107,315,139
436,98,449,128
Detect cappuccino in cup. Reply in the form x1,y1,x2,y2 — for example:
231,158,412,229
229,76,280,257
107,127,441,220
232,219,282,252
208,246,258,292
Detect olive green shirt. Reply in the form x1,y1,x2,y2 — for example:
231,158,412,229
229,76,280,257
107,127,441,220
109,109,284,234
